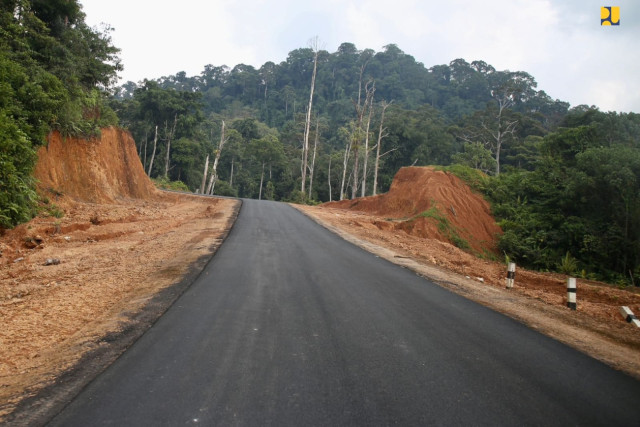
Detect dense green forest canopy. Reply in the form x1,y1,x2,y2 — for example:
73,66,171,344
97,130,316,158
1,2,639,285
0,0,120,227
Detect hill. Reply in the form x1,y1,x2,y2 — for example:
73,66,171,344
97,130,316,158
34,127,157,203
324,167,501,255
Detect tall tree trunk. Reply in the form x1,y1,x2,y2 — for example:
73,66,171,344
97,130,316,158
164,114,177,180
351,80,375,199
259,162,265,200
301,39,319,193
207,120,227,195
340,139,350,201
361,95,374,197
200,154,210,194
230,157,235,188
308,118,320,199
373,101,391,196
328,156,332,202
143,130,148,173
147,125,158,177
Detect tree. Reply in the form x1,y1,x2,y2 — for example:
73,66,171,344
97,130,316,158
206,120,228,195
372,101,392,196
301,37,319,194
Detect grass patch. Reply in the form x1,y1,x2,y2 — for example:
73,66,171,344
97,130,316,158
413,204,470,250
434,164,490,193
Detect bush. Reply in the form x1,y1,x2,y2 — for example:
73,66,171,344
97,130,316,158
152,177,190,192
0,113,37,228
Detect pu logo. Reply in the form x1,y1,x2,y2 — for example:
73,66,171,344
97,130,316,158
601,6,620,25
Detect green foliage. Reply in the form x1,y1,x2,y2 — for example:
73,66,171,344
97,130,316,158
435,164,490,193
152,177,190,192
486,111,640,282
0,0,121,228
0,111,38,228
212,180,238,197
557,252,578,275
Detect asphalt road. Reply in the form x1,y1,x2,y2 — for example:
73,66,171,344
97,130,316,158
48,199,640,426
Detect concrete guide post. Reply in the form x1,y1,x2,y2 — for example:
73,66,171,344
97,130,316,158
567,277,577,310
506,262,516,289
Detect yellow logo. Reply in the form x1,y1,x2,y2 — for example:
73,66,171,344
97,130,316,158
601,6,620,25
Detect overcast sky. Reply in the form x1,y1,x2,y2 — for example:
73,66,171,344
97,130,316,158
80,0,639,113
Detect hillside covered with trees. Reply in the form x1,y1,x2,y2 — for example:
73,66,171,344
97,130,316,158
1,1,639,285
0,0,120,226
111,42,640,285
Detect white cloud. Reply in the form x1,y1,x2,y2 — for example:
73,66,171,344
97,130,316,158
79,0,640,112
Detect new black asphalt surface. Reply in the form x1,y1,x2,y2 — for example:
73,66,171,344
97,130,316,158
48,200,640,426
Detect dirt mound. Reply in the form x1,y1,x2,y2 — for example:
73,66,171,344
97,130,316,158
324,167,501,254
34,127,157,203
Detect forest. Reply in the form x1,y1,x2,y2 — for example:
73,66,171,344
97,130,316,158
1,1,640,285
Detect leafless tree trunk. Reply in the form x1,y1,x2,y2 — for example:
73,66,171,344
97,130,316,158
229,157,235,188
328,156,332,202
200,154,210,194
340,138,351,201
351,80,375,199
164,115,178,179
361,94,375,197
147,125,158,176
143,130,148,173
259,162,265,200
308,118,320,199
301,38,319,194
488,96,517,176
206,120,227,195
373,101,391,196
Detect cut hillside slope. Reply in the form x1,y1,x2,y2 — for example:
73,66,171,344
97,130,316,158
34,127,157,203
325,167,501,255
1,128,240,423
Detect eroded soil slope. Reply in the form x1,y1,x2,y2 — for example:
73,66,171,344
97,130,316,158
34,127,157,203
325,167,501,254
0,128,240,422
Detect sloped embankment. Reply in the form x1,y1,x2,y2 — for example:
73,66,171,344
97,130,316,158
324,167,501,254
34,127,157,202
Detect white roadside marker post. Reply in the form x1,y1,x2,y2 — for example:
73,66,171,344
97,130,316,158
619,306,640,328
567,277,577,310
506,262,516,289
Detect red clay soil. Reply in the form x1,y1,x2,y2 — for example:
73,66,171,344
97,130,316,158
325,167,501,255
34,127,157,203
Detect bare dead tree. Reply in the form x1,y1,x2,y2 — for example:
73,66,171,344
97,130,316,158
147,125,158,176
373,101,392,196
200,154,210,194
308,117,321,199
361,88,376,197
206,120,228,195
328,155,332,202
163,114,178,179
340,135,351,201
351,79,375,199
258,162,265,200
301,37,320,194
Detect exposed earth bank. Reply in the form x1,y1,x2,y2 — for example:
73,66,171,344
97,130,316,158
296,167,640,378
0,128,240,422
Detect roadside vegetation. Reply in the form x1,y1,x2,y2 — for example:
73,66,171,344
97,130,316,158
0,0,120,228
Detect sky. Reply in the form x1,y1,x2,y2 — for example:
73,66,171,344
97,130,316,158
80,0,640,113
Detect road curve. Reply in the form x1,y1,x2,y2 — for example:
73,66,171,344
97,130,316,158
49,199,640,426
